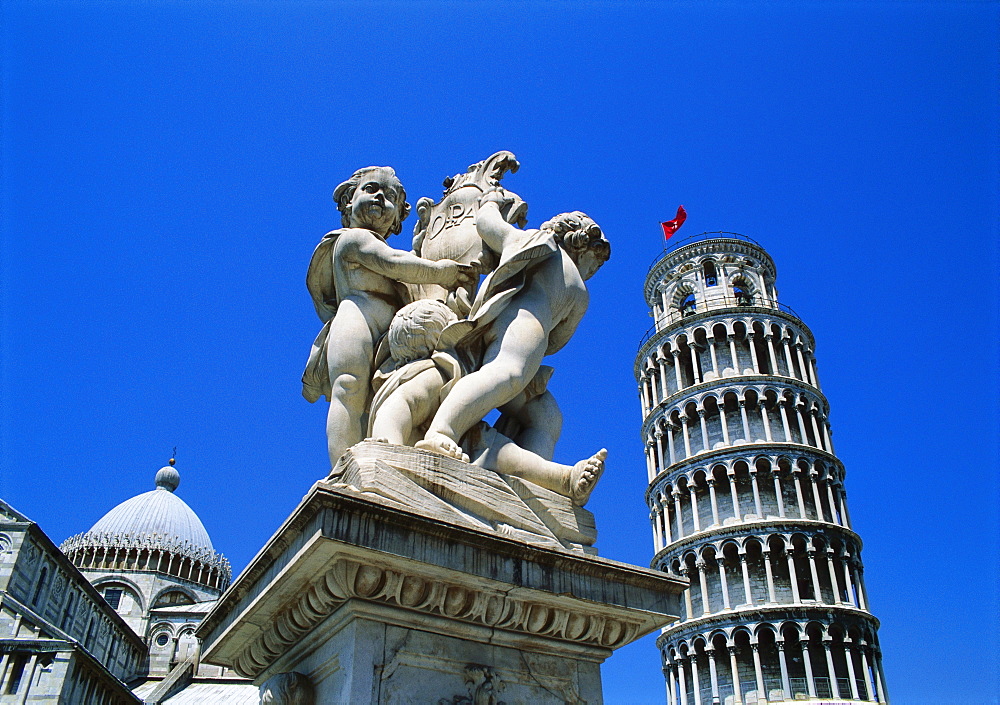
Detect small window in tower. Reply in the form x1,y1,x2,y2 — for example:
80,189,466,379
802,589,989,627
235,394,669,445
680,294,697,317
703,261,718,286
103,587,123,610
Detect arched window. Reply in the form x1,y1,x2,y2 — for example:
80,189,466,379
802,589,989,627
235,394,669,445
153,590,195,608
60,592,76,630
680,293,697,317
702,261,718,286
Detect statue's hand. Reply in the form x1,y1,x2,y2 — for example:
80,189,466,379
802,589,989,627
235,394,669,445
479,186,513,209
436,260,477,289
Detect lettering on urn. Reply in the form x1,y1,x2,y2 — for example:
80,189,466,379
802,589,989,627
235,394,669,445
259,672,314,705
439,665,506,705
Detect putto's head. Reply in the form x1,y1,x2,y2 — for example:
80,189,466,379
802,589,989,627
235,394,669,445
387,300,458,364
333,166,411,237
541,211,610,280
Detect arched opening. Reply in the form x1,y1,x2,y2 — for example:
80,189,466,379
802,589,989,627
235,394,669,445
153,590,196,609
703,260,718,287
680,293,697,317
733,278,753,306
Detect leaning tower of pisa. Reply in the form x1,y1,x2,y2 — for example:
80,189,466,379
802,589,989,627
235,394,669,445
635,232,888,704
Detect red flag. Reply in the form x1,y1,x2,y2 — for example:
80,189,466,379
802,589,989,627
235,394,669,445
660,205,687,242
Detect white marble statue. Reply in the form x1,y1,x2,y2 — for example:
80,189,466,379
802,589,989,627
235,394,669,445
301,166,475,466
367,299,605,505
415,188,610,465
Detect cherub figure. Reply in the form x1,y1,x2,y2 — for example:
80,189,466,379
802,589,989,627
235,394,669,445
368,300,605,505
302,166,475,467
416,189,610,463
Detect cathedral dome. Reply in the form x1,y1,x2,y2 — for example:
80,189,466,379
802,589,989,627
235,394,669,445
62,461,231,591
85,465,213,551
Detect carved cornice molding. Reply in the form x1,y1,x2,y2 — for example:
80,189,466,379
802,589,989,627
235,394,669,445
231,555,645,678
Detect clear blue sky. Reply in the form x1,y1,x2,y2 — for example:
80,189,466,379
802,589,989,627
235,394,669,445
2,2,997,703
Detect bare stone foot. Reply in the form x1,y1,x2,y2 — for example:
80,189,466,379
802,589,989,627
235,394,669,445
568,448,606,506
415,433,470,463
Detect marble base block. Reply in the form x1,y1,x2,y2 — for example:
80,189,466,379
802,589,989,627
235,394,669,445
197,444,686,704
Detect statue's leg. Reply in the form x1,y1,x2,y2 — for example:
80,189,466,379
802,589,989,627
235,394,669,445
472,428,606,506
370,369,444,446
504,390,562,461
420,308,546,457
325,304,375,467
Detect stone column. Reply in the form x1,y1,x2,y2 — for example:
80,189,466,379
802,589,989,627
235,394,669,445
640,378,650,415
707,479,721,527
728,471,742,522
827,550,843,603
689,345,702,385
739,400,752,441
662,496,673,545
747,333,761,373
652,508,664,551
673,350,685,390
776,641,792,700
683,569,695,620
698,409,710,453
787,549,801,603
677,657,690,705
842,557,858,607
802,641,818,699
778,402,793,442
782,338,795,378
706,648,721,705
751,644,766,705
667,423,678,465
729,647,744,705
674,490,686,539
16,654,38,704
689,485,702,533
874,649,889,703
760,402,773,442
765,334,779,375
719,404,731,446
856,564,871,611
807,550,823,603
696,560,711,615
749,469,763,518
739,553,754,606
762,550,777,603
646,440,655,482
820,415,833,452
823,640,841,699
690,654,703,705
792,471,807,519
859,647,877,703
794,404,809,445
809,410,824,450
826,481,840,525
650,371,660,406
728,334,740,374
656,431,667,476
795,344,809,384
659,356,671,399
682,416,693,458
843,642,861,700
772,470,786,518
667,663,679,705
717,558,731,610
707,338,720,380
810,471,825,522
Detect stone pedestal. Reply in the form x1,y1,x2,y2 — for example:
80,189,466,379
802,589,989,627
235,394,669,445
197,443,686,703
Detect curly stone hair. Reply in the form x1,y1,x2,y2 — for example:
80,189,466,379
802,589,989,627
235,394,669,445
332,166,411,236
387,300,458,364
540,211,611,265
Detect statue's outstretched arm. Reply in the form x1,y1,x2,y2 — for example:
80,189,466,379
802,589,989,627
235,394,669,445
343,230,474,287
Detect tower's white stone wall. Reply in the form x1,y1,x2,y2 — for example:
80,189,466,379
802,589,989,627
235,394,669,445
636,233,888,704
